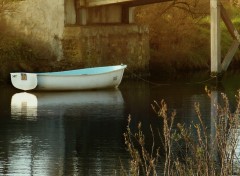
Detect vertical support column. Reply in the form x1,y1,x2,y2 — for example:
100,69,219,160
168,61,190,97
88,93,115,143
65,0,77,25
210,0,221,76
128,7,135,24
76,0,87,25
79,8,87,25
122,6,135,24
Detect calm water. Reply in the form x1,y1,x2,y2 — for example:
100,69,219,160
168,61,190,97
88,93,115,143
1,73,240,176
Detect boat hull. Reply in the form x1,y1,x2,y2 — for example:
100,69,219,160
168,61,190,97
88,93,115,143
37,67,125,90
10,65,127,91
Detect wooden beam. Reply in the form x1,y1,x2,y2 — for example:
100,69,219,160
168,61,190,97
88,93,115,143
220,3,240,42
86,0,171,7
221,40,240,71
220,3,240,71
87,0,132,7
210,0,221,75
122,0,171,7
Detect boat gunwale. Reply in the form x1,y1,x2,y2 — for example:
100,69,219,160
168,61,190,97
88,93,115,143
10,65,127,77
37,65,126,77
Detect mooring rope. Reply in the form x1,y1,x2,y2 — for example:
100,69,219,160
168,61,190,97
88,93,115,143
125,68,218,86
125,68,170,86
185,76,217,85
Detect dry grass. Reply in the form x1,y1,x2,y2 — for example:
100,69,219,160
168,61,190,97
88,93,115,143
123,88,240,175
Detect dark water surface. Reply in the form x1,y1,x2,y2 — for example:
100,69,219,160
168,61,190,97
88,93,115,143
1,74,240,176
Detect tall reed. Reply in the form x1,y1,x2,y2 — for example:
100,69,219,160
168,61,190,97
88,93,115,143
123,88,240,176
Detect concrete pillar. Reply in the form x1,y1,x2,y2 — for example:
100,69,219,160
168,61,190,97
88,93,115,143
122,6,135,23
65,0,76,25
210,0,221,76
79,8,87,25
76,0,88,25
128,7,135,23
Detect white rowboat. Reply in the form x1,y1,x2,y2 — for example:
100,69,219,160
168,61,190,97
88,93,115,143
10,65,127,91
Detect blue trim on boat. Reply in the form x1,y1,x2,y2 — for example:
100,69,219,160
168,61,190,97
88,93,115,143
37,65,126,76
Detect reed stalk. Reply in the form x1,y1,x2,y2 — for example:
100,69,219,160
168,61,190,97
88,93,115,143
123,89,240,176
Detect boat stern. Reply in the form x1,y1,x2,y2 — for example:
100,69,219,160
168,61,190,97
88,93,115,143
10,73,38,91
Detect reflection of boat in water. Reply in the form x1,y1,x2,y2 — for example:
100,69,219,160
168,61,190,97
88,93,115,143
9,89,125,175
36,90,123,106
11,92,38,120
11,90,124,120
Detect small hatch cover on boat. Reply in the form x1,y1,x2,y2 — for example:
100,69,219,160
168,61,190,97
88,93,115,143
21,73,27,80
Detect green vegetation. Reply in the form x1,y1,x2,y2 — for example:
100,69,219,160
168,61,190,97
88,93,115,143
135,1,240,74
123,88,240,175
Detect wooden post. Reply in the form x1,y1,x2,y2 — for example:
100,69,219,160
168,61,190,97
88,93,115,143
210,0,221,76
220,4,240,41
220,4,240,71
222,40,240,71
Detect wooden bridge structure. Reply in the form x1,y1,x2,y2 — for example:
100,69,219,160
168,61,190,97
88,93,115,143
210,0,240,76
65,0,170,25
64,0,240,75
78,0,170,7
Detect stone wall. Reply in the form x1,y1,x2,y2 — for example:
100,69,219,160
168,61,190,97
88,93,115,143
87,5,122,24
4,0,150,73
62,24,150,73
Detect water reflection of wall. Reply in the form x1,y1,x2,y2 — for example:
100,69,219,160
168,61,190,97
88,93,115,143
4,90,126,175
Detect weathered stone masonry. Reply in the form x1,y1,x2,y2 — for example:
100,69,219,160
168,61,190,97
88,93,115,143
5,0,150,73
63,25,149,72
